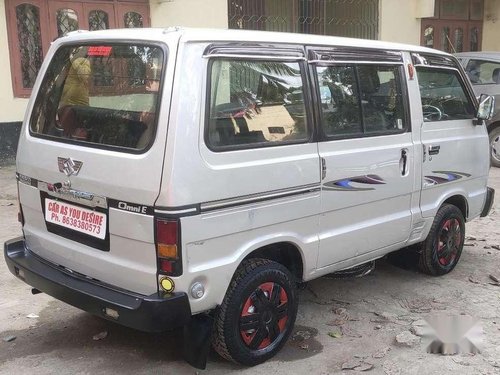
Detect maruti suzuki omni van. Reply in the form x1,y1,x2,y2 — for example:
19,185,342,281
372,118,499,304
4,27,495,367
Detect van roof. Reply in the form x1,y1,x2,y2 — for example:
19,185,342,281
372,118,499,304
62,27,447,57
455,52,500,61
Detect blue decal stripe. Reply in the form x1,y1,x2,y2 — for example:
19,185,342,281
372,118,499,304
425,171,471,186
325,174,386,191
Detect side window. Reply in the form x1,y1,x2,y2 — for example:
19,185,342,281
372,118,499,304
417,67,475,122
465,59,500,84
358,65,406,135
316,65,361,136
316,64,406,138
207,59,308,150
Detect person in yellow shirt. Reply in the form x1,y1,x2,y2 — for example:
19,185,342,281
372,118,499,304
60,56,91,106
58,48,91,137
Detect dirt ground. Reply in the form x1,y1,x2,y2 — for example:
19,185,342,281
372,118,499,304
1,164,499,375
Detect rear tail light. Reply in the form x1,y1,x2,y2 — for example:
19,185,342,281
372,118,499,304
16,182,24,226
155,218,182,276
18,207,25,225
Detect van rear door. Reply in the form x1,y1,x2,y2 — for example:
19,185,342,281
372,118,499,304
16,35,176,295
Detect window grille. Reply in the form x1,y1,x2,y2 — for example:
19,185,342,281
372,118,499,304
16,4,43,89
124,12,143,28
56,9,79,37
228,0,379,40
6,0,150,97
89,10,109,31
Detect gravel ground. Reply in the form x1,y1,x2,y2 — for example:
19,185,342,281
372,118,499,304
1,164,499,375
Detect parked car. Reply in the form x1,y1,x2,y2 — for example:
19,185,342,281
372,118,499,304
456,52,500,167
4,28,495,368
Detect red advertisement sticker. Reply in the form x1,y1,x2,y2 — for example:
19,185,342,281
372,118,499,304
87,46,113,57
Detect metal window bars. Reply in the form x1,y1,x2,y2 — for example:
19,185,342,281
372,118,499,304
228,0,379,40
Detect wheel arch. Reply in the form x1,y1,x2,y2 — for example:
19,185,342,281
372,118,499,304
241,241,305,282
488,121,500,167
486,120,500,133
442,194,468,220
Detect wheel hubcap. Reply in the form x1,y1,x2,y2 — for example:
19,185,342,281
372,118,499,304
437,218,461,266
492,134,500,163
239,282,289,350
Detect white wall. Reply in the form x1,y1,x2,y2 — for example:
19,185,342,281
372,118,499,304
483,0,500,51
0,0,30,123
150,0,228,28
379,0,432,45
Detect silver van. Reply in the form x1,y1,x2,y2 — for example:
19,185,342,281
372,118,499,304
4,28,495,367
456,52,500,167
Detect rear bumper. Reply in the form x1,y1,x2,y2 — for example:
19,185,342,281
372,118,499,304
480,187,495,217
4,237,191,332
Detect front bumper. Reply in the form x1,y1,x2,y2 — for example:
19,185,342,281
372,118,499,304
4,237,191,332
480,187,495,217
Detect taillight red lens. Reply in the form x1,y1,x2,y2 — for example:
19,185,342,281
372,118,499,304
159,259,173,273
18,203,24,226
156,220,177,245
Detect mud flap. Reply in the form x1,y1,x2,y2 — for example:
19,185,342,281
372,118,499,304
182,313,213,369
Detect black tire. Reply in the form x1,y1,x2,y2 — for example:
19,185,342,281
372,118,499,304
489,126,500,168
212,258,298,366
418,204,465,276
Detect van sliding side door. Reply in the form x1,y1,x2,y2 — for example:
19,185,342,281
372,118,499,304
308,47,415,268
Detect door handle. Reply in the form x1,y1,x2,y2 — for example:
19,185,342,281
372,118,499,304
428,145,441,155
400,148,408,176
321,157,327,180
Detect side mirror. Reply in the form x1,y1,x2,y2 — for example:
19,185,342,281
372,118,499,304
477,94,495,120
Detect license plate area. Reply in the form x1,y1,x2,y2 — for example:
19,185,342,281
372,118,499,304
41,192,110,251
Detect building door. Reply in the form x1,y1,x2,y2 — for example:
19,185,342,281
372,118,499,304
48,1,84,40
48,1,149,40
421,0,483,53
6,0,151,98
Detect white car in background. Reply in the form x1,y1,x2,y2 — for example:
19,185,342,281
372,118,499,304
456,52,500,167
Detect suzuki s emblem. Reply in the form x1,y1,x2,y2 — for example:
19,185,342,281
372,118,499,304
58,157,83,177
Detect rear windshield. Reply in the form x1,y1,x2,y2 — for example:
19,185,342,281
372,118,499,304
30,44,165,151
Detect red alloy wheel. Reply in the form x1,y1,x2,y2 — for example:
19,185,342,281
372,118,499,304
239,282,289,350
437,218,461,266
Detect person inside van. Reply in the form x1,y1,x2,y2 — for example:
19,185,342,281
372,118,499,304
139,62,161,118
57,47,91,138
466,60,482,83
493,68,500,84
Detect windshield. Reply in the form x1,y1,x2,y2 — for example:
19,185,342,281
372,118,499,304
30,44,165,151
